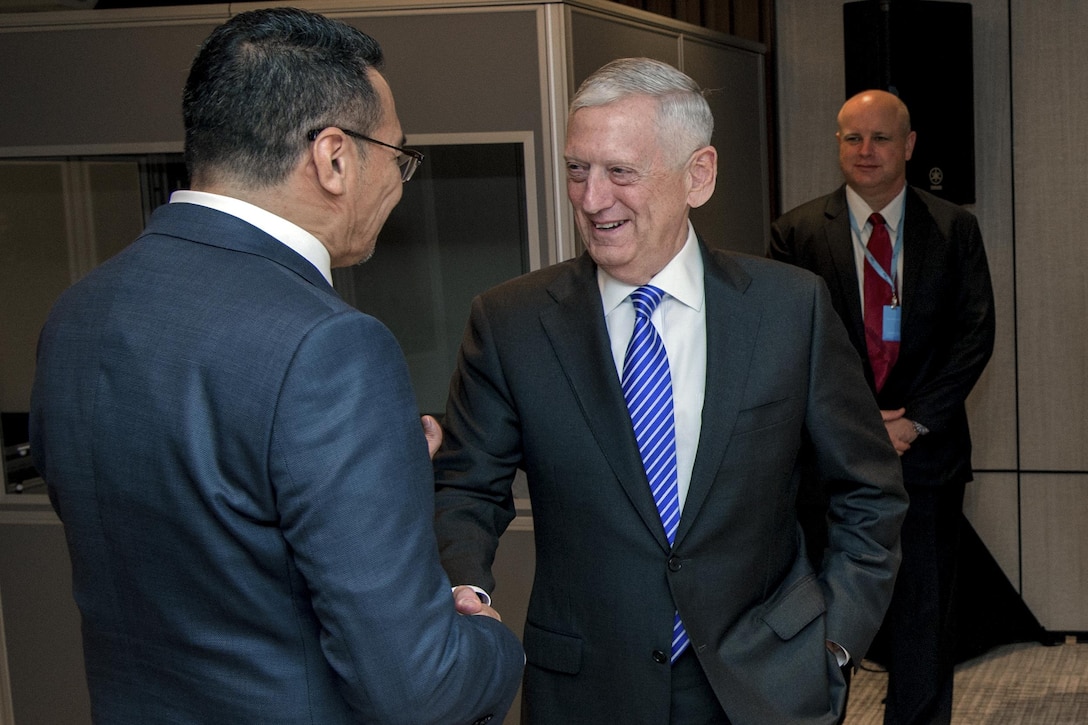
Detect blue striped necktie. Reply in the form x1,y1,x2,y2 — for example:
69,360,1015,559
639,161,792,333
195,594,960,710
621,285,690,663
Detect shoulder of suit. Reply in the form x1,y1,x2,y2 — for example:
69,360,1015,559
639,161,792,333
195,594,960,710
476,253,587,306
773,187,845,229
707,246,821,290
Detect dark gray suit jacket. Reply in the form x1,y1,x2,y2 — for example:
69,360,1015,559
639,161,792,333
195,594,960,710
770,185,995,487
31,202,523,725
434,241,908,724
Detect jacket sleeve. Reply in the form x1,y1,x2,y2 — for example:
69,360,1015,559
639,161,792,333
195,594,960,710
432,294,521,594
902,212,995,432
803,278,910,660
271,309,523,725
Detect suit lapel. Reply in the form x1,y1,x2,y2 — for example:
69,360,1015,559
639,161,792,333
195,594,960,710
538,255,674,551
899,187,939,348
822,189,867,349
676,246,760,545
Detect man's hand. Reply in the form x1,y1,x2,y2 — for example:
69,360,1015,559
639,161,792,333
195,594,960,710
421,415,443,460
452,585,503,622
881,408,918,455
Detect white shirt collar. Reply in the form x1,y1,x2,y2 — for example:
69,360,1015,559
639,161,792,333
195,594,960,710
598,221,704,314
845,184,907,231
169,190,333,285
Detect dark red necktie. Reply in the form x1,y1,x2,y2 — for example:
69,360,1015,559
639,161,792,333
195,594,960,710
864,212,899,391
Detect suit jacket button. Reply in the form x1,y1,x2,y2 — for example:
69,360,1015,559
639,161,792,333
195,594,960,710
652,649,669,664
668,556,682,571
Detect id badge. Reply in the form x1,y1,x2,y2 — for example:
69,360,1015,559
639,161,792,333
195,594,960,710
882,305,902,342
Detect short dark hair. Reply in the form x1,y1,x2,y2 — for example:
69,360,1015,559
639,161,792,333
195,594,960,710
182,7,385,187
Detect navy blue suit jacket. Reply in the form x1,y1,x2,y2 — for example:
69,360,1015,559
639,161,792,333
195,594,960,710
31,202,523,724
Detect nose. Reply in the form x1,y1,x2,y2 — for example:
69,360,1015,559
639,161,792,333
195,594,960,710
575,169,614,215
858,137,875,156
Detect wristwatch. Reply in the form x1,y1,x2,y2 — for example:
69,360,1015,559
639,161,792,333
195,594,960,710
911,420,930,436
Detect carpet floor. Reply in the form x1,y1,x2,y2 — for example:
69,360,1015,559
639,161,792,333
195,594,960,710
843,640,1088,724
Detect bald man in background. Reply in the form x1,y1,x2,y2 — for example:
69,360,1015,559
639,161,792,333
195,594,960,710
770,90,995,724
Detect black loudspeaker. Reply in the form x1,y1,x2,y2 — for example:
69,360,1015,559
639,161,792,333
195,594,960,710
843,0,975,204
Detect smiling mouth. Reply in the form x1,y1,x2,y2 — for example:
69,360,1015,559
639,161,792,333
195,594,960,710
594,220,626,230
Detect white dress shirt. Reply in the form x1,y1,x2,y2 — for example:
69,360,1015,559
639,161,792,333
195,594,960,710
846,184,907,308
599,223,706,512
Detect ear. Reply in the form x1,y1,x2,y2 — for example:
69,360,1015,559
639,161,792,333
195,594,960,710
904,130,917,161
686,145,718,209
309,128,353,196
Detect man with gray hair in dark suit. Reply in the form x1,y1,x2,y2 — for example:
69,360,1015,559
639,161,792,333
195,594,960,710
435,57,908,724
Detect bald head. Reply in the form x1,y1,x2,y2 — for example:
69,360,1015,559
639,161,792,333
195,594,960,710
836,90,916,210
838,90,911,136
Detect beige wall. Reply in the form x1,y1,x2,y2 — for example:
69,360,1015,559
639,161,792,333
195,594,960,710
776,0,1088,631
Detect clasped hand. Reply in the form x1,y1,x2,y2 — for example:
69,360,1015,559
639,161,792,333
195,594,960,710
881,408,919,455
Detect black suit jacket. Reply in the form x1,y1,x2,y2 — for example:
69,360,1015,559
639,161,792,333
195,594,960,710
770,185,996,487
434,240,908,724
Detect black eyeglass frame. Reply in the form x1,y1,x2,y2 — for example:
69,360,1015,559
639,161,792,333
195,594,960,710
306,127,424,182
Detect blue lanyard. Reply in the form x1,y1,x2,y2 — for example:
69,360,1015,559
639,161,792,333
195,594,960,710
849,209,904,307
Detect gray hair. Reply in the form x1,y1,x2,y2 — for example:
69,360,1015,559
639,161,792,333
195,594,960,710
569,57,713,165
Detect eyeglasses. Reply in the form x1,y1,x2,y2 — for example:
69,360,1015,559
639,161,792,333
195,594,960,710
306,127,424,182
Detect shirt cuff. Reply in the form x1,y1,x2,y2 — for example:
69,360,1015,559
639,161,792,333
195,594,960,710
826,640,850,667
452,585,492,606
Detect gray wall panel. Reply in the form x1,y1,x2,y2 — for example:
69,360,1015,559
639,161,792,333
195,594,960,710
684,36,770,255
960,0,1017,472
350,10,544,136
773,0,843,214
0,22,218,149
1011,2,1088,472
1021,474,1088,631
569,9,680,88
0,522,89,725
965,473,1021,590
0,11,547,151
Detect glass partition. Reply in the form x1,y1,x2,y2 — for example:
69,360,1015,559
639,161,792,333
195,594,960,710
1,133,537,500
333,135,534,415
0,154,183,501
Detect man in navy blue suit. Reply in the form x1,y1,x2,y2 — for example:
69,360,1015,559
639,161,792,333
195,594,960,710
30,8,522,724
